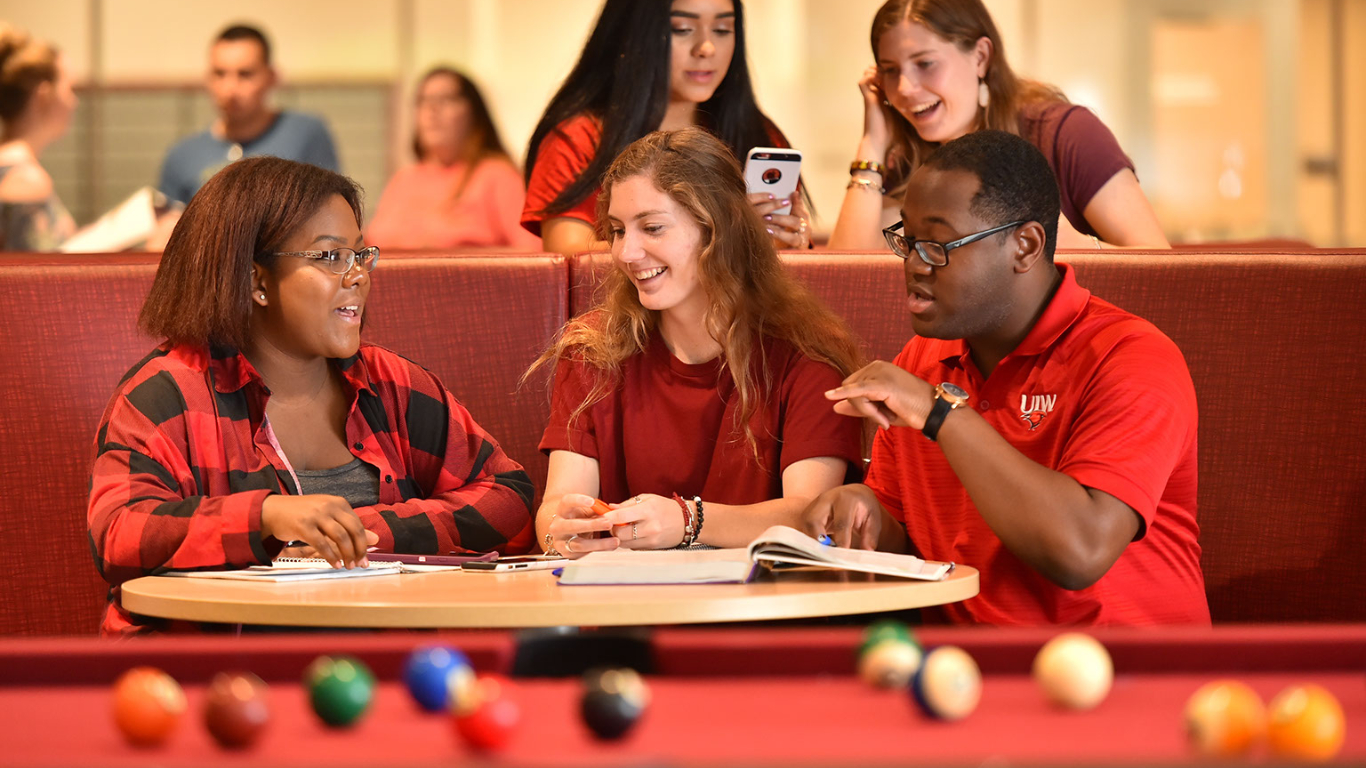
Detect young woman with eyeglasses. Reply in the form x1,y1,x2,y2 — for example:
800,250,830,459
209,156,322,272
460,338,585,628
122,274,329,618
88,156,534,636
521,0,811,256
828,0,1167,250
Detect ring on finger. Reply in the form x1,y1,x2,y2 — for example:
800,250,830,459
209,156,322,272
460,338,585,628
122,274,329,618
631,522,639,541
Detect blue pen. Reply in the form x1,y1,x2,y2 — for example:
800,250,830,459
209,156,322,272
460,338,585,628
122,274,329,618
818,534,833,546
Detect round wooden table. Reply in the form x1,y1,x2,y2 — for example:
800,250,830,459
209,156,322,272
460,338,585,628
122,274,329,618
120,566,979,628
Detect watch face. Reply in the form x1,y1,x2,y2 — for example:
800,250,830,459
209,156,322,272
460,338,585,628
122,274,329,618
938,382,969,404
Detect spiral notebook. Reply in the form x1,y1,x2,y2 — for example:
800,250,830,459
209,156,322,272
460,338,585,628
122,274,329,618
168,558,405,582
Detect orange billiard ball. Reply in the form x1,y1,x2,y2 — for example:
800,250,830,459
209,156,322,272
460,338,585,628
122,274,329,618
1266,684,1345,761
1184,680,1265,757
112,667,187,747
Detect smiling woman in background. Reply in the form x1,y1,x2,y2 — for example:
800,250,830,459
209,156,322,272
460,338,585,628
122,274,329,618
88,157,534,636
367,67,539,250
522,0,809,255
828,0,1168,250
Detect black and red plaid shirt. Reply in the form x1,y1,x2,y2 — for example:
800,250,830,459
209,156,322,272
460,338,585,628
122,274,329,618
88,343,534,635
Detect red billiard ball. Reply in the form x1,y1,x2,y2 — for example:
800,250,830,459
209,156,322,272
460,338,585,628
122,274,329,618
112,667,187,747
204,672,270,749
452,675,520,751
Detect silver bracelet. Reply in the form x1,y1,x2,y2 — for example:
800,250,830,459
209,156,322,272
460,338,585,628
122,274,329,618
846,176,886,194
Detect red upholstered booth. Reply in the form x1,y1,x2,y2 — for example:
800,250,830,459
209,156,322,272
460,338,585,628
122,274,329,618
1,248,1363,634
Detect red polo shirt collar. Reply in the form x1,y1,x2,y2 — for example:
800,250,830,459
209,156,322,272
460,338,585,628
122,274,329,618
941,263,1092,371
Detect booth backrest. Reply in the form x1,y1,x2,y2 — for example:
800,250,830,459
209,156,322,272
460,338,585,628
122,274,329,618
567,251,1366,623
362,255,567,502
2,249,1363,633
0,255,162,635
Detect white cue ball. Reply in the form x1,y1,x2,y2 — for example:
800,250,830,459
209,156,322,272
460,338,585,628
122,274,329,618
858,639,923,689
1032,632,1113,710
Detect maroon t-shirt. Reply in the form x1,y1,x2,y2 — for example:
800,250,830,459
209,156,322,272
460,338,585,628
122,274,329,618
539,332,862,505
1019,101,1135,238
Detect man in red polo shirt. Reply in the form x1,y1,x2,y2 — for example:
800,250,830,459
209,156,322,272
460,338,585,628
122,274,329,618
803,131,1209,626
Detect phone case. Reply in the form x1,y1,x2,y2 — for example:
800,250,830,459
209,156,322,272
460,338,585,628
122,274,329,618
744,147,802,216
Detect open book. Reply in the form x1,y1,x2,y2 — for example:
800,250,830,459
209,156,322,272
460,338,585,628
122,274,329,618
557,525,953,585
166,558,405,582
58,187,163,252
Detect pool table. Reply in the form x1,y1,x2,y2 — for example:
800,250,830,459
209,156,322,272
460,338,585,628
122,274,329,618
1,625,1362,766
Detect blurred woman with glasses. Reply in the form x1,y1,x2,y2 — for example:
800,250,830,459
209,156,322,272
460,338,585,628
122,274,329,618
88,156,534,636
368,67,539,250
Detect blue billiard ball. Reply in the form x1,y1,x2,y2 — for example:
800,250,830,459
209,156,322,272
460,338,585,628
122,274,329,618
910,645,982,721
403,645,473,712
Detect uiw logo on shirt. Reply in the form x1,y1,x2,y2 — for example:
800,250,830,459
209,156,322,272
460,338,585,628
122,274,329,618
1019,393,1058,430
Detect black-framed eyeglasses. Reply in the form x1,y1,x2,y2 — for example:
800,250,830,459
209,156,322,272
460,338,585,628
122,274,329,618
883,220,1026,267
269,246,380,275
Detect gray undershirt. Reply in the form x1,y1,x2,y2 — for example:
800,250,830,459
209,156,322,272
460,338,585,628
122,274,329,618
284,458,381,508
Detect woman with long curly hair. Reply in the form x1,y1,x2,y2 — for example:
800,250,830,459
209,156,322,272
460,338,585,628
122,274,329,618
531,127,862,558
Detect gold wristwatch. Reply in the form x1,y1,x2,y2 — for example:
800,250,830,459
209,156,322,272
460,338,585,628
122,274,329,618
922,382,969,441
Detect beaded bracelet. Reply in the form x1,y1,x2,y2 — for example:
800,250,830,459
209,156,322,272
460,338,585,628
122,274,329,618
692,496,705,543
847,176,886,194
671,492,695,547
849,159,886,176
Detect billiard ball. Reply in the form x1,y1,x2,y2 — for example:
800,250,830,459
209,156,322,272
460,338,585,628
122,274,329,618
203,672,270,749
1032,632,1113,710
304,655,375,728
403,645,473,713
1184,680,1265,757
112,667,187,747
859,619,912,657
580,668,650,740
858,638,923,689
909,646,981,721
452,675,520,751
1266,684,1345,761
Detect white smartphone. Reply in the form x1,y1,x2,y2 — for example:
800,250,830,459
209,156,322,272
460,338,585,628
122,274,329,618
744,147,803,216
462,555,565,573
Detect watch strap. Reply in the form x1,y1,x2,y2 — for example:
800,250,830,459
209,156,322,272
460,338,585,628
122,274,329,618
922,396,953,441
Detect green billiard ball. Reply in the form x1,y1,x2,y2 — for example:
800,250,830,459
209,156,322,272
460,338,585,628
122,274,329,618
304,655,375,727
859,620,914,658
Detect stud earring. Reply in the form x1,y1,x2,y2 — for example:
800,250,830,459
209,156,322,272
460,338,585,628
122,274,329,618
978,79,990,109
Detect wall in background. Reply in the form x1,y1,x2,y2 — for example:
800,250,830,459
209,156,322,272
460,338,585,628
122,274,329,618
2,0,1361,245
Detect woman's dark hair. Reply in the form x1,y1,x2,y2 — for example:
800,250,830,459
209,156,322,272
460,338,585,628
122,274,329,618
524,0,779,218
139,156,363,349
411,67,512,200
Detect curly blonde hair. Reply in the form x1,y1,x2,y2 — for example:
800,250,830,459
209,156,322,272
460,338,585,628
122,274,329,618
529,127,863,459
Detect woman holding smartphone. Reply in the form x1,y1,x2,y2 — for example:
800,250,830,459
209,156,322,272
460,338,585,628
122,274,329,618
521,0,810,255
530,127,863,558
827,0,1167,249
